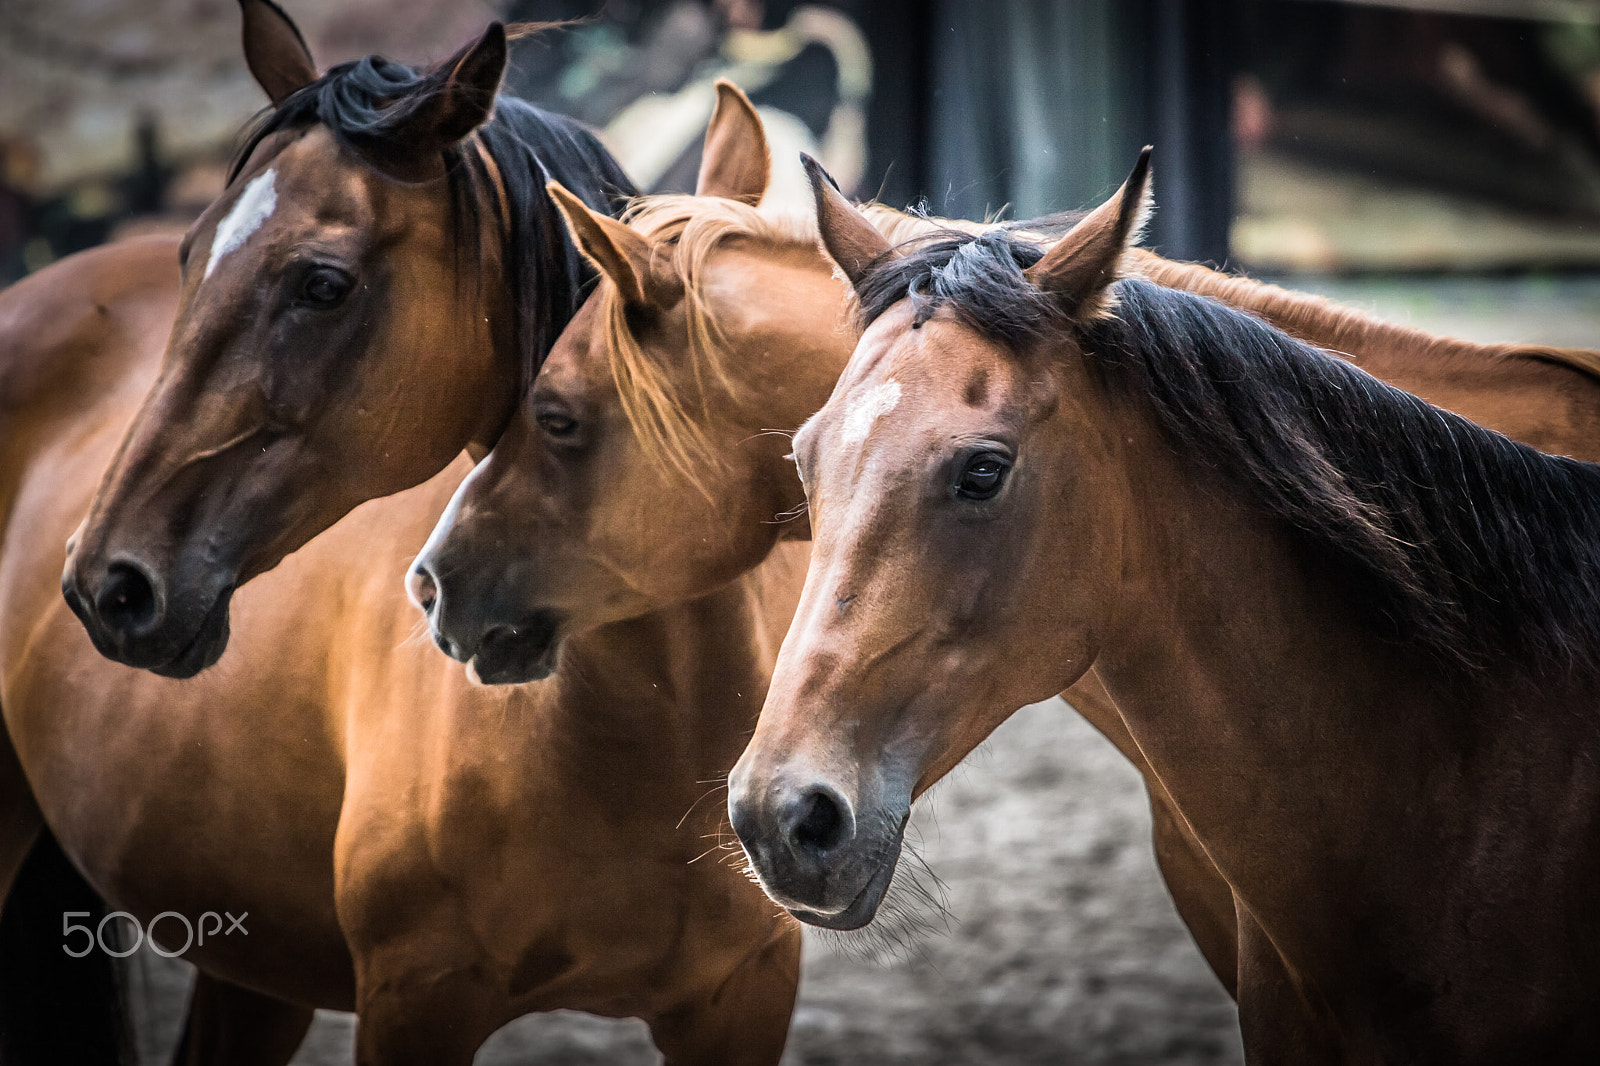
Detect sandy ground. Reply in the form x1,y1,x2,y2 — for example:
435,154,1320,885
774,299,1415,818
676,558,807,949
117,274,1596,1064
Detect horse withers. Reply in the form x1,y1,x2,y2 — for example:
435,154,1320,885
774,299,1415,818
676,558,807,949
730,151,1600,1061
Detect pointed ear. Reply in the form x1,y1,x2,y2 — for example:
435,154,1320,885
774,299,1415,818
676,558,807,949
1025,147,1152,318
547,182,679,309
696,81,769,205
803,154,893,292
392,23,508,151
239,0,317,106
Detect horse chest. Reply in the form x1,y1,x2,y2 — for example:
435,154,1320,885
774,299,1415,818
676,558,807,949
450,832,764,1015
338,715,767,1011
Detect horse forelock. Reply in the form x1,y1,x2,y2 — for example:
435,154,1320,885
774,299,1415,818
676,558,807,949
226,53,636,393
854,225,1069,346
855,226,1600,680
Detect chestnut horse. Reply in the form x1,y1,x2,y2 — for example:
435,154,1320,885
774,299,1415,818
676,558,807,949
411,139,1600,1008
11,5,803,1065
731,151,1600,1061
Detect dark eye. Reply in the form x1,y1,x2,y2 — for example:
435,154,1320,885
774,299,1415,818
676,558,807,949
537,411,578,438
954,452,1010,501
298,267,353,309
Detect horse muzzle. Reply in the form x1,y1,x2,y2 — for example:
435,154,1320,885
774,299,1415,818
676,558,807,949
462,609,565,685
62,553,234,678
727,770,907,930
409,541,568,686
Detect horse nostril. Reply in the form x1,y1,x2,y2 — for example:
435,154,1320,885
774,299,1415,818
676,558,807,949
407,566,437,613
478,623,514,654
94,561,160,635
787,786,853,855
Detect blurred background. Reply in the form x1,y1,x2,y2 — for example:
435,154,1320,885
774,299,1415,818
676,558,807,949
2,2,1596,1064
7,0,1600,280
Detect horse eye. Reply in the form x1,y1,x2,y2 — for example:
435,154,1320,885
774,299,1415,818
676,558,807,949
537,412,578,438
299,267,353,309
954,453,1010,501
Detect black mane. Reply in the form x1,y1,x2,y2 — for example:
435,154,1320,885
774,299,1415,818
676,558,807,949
230,52,636,388
858,228,1600,679
856,226,1060,345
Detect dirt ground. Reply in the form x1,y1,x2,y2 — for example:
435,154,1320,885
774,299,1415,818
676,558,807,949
122,275,1597,1065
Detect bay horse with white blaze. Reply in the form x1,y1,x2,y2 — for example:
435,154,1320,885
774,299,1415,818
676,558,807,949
10,4,800,1063
730,150,1600,1062
63,11,627,674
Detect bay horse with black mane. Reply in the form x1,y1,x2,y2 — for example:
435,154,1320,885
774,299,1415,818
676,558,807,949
64,8,628,674
6,3,803,1063
731,150,1600,1061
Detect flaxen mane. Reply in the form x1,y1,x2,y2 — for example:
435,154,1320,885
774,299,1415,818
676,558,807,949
231,50,636,389
857,226,1600,679
595,195,961,491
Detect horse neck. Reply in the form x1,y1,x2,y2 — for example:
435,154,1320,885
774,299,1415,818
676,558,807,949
1100,349,1449,743
1128,250,1558,378
1077,405,1398,936
1129,250,1600,460
1088,386,1600,996
548,568,782,775
464,281,521,458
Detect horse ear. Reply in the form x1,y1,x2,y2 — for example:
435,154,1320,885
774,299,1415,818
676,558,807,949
239,0,317,106
803,154,893,292
547,182,678,309
1026,147,1153,318
393,23,508,151
696,81,769,205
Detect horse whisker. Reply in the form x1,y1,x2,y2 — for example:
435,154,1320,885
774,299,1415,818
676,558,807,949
808,803,954,967
675,781,730,830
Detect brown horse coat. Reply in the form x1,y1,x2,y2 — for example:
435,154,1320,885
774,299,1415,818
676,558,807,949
734,153,1600,1062
410,143,1600,1019
8,7,801,1064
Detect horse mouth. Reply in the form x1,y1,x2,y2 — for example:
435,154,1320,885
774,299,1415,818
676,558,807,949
781,833,905,932
62,572,233,678
466,610,564,686
148,590,234,679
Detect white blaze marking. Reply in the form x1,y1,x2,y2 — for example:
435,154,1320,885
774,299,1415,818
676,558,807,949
839,379,901,446
203,169,278,279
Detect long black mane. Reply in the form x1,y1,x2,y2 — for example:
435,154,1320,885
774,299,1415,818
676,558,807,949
858,228,1600,679
230,51,636,388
